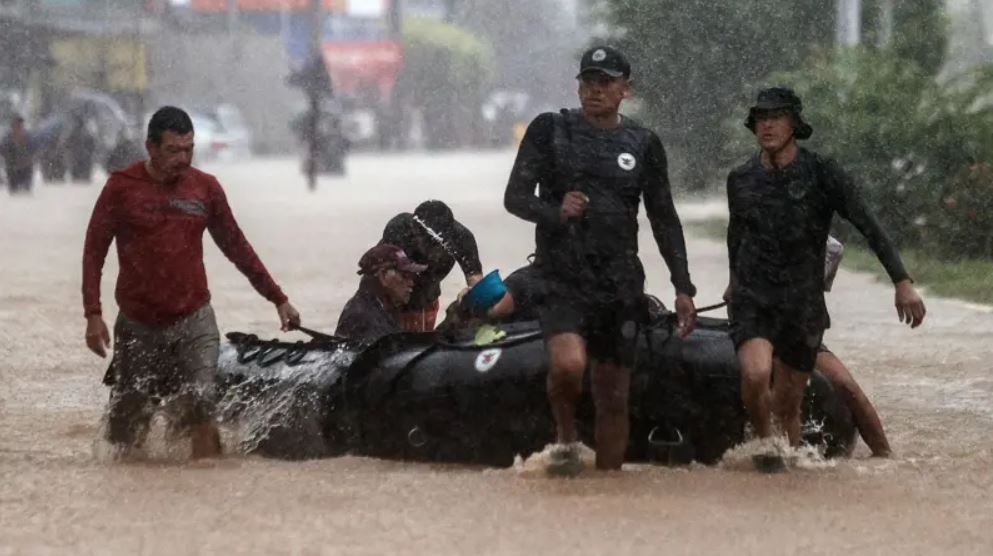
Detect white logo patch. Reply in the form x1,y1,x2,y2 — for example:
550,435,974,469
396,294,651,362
617,153,637,171
474,348,502,373
591,49,607,62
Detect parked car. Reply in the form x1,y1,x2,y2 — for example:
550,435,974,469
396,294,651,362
212,103,254,160
188,104,253,162
143,103,254,164
186,111,223,163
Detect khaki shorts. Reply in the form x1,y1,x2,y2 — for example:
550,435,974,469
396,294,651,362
104,304,220,446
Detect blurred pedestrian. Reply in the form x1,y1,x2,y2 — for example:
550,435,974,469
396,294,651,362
380,200,484,332
1,115,34,193
67,116,97,183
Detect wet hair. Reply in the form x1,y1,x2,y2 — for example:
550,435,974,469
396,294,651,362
414,200,455,233
147,106,194,145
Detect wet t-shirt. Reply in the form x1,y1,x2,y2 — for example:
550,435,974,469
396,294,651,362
335,278,402,343
726,148,909,321
504,110,695,302
381,213,482,310
82,162,287,326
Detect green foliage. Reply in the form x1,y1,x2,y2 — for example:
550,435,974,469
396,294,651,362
454,0,577,105
397,16,496,148
597,0,835,189
890,0,948,76
598,0,949,190
763,48,993,256
840,242,993,304
688,216,993,304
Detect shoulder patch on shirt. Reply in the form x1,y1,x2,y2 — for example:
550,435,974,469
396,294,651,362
617,152,637,171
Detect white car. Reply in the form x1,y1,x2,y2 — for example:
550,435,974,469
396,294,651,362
211,104,254,160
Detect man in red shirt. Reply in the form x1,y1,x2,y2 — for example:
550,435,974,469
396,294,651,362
82,106,301,459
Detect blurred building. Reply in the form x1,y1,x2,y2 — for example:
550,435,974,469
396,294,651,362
0,1,158,122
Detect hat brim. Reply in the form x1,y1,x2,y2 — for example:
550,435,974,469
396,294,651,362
397,261,428,274
750,100,794,113
576,67,626,79
744,106,813,140
359,260,428,275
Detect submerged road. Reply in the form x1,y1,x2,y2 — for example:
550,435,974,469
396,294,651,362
2,151,992,554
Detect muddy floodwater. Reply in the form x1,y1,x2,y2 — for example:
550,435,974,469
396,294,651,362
2,152,992,554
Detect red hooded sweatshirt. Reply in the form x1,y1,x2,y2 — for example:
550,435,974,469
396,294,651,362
82,162,287,326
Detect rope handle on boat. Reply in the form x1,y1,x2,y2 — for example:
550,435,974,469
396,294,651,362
291,324,350,343
693,300,728,315
658,300,727,328
648,425,685,448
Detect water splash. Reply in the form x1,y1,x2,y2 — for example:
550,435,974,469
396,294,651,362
513,442,597,478
91,406,193,463
719,436,837,472
214,347,355,456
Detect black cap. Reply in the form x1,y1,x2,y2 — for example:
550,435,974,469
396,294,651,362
577,46,631,79
745,87,813,140
358,244,427,276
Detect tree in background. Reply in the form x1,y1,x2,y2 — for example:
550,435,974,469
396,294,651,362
766,49,993,257
453,0,585,111
594,0,948,190
859,0,947,75
396,16,496,148
594,0,835,189
889,0,948,76
724,2,993,258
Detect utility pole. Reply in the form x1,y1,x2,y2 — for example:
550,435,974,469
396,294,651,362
878,0,894,48
972,0,990,56
305,0,322,191
837,0,861,47
227,0,238,35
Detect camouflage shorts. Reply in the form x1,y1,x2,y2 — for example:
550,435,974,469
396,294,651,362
104,304,220,446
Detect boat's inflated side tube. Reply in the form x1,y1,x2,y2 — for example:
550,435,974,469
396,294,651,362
216,332,359,459
336,323,551,467
633,316,856,462
627,317,747,465
216,317,857,465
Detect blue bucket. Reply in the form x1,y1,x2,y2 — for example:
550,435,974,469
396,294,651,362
464,270,507,311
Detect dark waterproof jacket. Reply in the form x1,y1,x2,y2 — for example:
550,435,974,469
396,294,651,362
504,109,695,302
335,277,403,343
726,148,910,327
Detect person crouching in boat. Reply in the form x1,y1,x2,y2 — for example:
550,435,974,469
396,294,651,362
336,244,428,343
380,200,484,332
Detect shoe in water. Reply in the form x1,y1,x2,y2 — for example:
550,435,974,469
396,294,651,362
546,443,584,477
752,453,787,473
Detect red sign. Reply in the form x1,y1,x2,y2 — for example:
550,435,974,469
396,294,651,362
322,40,403,103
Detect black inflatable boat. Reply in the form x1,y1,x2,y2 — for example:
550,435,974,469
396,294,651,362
215,313,856,467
